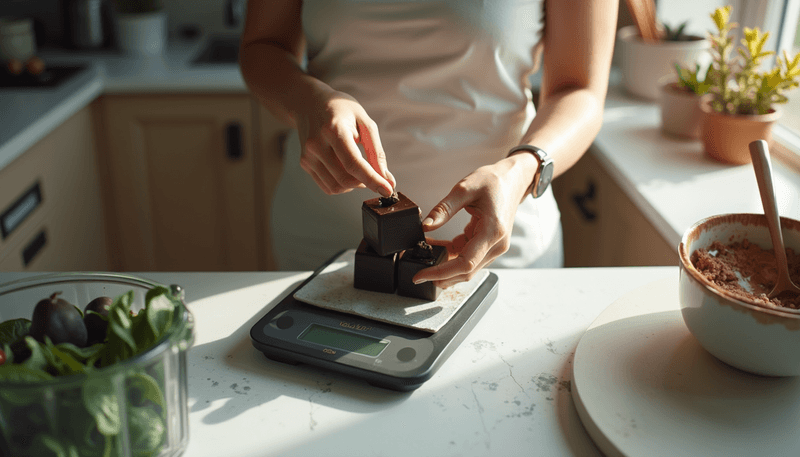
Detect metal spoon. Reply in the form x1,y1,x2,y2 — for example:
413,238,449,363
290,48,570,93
748,140,800,298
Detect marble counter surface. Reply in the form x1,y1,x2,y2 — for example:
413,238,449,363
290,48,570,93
595,85,800,250
63,266,672,457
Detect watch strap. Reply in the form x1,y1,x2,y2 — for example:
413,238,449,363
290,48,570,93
507,144,551,199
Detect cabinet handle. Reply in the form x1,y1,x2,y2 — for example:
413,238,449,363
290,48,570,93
572,180,597,222
276,131,288,160
1,181,42,240
22,229,47,267
225,122,244,160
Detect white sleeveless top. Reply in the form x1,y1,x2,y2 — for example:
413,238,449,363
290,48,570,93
270,0,562,271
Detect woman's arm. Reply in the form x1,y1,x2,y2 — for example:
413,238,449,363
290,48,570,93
239,0,394,196
416,0,619,288
516,0,619,179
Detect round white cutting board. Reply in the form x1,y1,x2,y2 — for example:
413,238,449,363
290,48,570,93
572,276,800,457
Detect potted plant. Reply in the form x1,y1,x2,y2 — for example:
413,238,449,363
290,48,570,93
113,0,167,55
617,19,712,101
699,5,800,164
659,62,712,138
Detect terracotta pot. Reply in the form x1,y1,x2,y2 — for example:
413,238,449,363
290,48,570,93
616,25,711,101
699,96,781,165
658,80,702,139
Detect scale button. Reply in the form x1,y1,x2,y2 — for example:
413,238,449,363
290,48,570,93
275,315,294,329
396,347,416,362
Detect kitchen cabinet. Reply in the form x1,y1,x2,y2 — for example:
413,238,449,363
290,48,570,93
0,105,110,271
99,94,286,271
553,146,677,267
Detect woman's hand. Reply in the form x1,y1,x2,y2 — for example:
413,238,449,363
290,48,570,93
295,88,395,196
414,154,535,289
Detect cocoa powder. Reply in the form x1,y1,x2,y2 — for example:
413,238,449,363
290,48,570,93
691,239,800,309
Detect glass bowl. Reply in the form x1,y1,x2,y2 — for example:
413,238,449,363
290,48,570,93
0,273,195,457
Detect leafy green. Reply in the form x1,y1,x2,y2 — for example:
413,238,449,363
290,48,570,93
0,287,184,457
0,318,31,345
82,374,121,437
0,363,54,382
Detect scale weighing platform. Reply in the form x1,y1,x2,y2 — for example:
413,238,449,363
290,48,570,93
250,253,499,391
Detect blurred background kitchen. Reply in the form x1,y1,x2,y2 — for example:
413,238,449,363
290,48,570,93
1,0,799,274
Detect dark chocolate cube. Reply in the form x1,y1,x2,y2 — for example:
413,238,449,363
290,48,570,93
354,239,397,293
362,192,425,256
396,243,447,301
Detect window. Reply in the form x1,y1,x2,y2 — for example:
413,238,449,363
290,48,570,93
773,1,800,153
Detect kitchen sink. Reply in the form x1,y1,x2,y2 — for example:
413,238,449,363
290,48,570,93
191,35,240,65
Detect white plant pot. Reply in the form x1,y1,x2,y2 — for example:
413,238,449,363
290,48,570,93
617,25,711,101
116,11,167,55
658,77,703,139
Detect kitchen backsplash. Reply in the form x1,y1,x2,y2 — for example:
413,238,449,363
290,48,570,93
1,0,244,49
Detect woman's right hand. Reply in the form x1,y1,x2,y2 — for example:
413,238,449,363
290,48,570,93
294,88,395,197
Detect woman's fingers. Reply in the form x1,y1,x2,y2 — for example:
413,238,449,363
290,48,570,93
298,91,395,196
357,120,395,189
332,130,393,197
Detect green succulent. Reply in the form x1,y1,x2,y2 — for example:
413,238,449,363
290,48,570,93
114,0,163,14
706,5,800,115
674,62,712,95
662,21,693,42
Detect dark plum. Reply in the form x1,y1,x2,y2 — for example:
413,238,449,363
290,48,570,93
84,296,112,345
29,292,88,347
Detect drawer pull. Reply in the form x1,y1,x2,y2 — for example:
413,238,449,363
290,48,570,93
1,181,42,240
22,229,47,267
225,122,244,160
572,180,597,222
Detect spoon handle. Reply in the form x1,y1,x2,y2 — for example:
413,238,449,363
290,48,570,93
749,140,791,281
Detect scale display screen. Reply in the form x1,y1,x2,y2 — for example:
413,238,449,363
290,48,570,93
298,324,389,357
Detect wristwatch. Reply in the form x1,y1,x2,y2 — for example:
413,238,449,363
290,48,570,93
508,145,554,199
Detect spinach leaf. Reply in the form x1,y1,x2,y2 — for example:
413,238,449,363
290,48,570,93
82,374,121,437
21,336,50,373
127,372,165,413
101,291,137,367
0,363,54,382
49,345,86,375
144,288,175,344
27,433,80,457
0,318,31,345
55,342,103,364
128,406,165,456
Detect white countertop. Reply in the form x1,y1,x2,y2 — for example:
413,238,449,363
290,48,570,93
595,85,800,250
0,266,677,457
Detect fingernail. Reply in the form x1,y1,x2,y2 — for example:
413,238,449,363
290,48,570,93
414,278,427,285
422,217,433,227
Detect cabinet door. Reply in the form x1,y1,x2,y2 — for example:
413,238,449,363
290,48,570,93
0,105,109,271
553,147,677,267
100,94,259,271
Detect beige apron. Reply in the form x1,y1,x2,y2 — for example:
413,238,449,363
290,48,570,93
270,0,562,270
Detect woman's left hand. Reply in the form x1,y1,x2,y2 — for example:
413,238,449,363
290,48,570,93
414,154,534,289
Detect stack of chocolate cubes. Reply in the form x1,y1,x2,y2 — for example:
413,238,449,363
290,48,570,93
354,191,447,300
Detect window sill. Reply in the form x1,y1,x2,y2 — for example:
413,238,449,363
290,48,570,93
591,84,800,250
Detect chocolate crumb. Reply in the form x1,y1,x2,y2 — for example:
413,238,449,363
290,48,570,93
378,190,400,207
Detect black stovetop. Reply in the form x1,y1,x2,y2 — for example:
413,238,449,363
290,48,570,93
0,65,88,89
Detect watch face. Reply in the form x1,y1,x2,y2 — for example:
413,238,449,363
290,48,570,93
534,161,554,199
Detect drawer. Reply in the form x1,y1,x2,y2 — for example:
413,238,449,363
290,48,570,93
0,105,109,270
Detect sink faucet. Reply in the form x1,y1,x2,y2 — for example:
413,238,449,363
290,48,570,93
225,0,245,28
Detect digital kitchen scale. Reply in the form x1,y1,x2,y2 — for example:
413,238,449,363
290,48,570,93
250,252,499,391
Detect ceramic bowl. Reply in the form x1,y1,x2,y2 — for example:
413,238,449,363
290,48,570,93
678,213,800,377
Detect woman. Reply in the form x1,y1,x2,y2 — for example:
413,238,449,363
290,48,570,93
240,0,618,287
